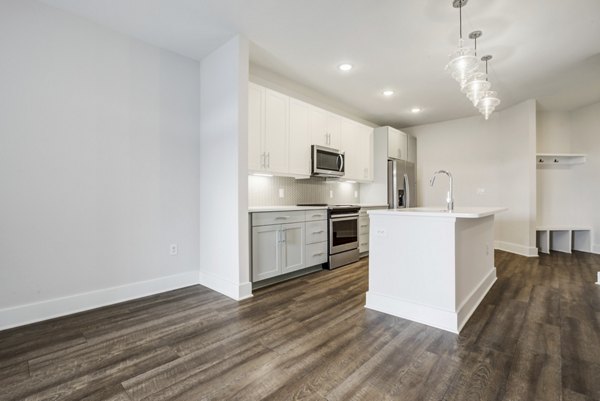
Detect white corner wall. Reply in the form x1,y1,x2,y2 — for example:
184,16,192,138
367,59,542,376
0,0,201,330
404,100,538,257
199,36,251,300
538,103,600,253
570,102,600,253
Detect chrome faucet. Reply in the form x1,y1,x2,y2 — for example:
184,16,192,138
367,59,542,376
429,170,454,212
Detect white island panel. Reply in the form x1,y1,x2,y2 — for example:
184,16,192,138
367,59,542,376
366,207,504,333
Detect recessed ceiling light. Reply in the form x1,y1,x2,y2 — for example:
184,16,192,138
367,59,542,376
382,90,395,97
410,107,422,113
338,63,353,71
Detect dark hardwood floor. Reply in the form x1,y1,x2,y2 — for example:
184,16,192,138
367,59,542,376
1,250,599,400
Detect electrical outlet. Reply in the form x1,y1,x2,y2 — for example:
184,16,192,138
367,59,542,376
169,244,178,256
329,190,333,199
376,229,387,237
278,188,285,198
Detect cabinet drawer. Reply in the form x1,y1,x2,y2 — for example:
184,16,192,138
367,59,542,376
305,209,327,221
359,208,369,217
252,211,305,226
358,216,369,234
306,242,327,266
359,232,370,253
306,220,327,244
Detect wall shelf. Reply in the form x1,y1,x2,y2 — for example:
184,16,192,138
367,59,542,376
536,226,592,254
536,153,586,166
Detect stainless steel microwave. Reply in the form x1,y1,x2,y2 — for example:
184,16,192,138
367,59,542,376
311,145,345,177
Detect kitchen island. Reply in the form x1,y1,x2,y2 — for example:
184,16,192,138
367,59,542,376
366,207,507,333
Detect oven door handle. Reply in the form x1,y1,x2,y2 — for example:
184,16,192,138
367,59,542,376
330,214,359,220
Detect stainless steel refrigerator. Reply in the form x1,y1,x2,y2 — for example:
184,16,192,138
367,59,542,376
388,159,416,209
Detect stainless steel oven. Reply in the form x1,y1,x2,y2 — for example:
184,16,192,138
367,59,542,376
328,206,360,269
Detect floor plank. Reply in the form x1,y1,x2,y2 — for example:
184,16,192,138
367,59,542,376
0,250,599,400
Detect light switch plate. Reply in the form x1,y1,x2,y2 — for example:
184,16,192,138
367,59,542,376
354,190,358,198
329,190,333,198
278,188,284,198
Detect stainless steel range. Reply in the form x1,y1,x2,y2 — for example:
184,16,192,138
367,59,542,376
298,204,360,269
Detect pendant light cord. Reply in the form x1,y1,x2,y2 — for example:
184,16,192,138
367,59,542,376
459,2,463,39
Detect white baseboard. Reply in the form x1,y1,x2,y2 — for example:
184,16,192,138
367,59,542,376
494,240,538,257
456,269,497,332
0,271,199,331
366,291,459,333
365,268,497,334
199,271,253,301
592,244,600,254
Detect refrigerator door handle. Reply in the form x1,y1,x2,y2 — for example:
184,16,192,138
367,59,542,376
404,173,410,208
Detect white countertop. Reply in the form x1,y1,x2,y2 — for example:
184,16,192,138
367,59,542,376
368,207,507,218
249,203,387,213
248,206,327,212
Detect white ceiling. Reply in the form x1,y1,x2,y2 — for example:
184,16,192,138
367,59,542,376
41,0,600,127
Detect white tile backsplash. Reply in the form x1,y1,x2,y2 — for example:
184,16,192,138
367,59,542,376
248,175,360,207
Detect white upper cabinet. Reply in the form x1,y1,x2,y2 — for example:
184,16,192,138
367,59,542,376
248,84,289,175
248,83,265,172
387,127,408,161
341,118,373,182
263,89,289,174
310,107,341,149
358,124,374,180
288,98,311,176
248,82,373,181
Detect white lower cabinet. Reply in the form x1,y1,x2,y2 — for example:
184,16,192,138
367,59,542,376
252,225,282,281
251,209,327,283
280,223,306,274
306,242,328,266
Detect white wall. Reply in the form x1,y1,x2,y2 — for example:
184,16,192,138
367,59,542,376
537,103,600,253
0,0,201,329
570,102,600,253
199,36,251,300
404,100,538,257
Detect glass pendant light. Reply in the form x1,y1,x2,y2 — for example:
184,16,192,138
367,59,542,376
445,0,478,85
461,31,491,106
477,56,500,120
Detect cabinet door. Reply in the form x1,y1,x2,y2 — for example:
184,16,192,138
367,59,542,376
280,222,306,274
288,99,311,176
264,89,289,174
387,128,407,161
357,124,374,181
407,134,417,164
248,83,265,171
326,112,342,149
340,118,359,180
252,225,281,281
309,106,328,147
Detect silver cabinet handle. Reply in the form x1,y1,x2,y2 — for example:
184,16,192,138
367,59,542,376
360,243,368,246
266,152,270,168
275,216,290,220
360,224,368,228
312,230,324,234
312,214,323,217
261,152,265,168
313,252,325,256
